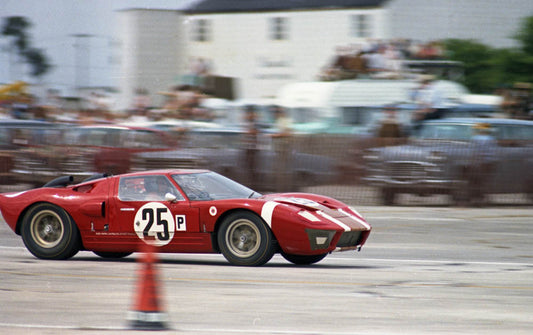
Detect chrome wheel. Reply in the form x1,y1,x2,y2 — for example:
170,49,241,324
225,218,260,258
217,211,276,266
21,203,80,260
30,209,64,248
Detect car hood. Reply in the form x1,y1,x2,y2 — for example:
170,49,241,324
259,193,370,231
260,193,348,214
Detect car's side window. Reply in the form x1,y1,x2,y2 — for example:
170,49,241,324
118,177,146,201
118,176,183,201
493,124,531,146
143,175,182,201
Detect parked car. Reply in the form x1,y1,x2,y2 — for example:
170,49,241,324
0,169,371,266
131,127,337,191
363,118,533,205
13,124,176,186
0,119,66,185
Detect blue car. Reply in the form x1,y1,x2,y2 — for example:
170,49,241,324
363,118,533,205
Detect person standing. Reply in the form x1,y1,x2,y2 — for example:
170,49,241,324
242,105,260,188
376,104,405,146
270,105,292,192
468,123,498,205
410,75,447,131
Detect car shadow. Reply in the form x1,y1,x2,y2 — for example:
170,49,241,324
72,253,381,269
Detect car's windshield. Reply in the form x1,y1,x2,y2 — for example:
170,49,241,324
172,171,260,201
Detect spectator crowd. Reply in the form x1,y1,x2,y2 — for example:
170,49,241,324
319,39,446,81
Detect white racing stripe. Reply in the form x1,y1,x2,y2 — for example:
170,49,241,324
260,201,278,228
316,211,351,231
339,208,371,230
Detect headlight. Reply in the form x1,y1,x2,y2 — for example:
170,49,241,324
298,210,321,222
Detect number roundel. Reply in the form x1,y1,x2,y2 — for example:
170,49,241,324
134,202,175,246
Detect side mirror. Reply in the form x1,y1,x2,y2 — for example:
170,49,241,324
165,193,178,203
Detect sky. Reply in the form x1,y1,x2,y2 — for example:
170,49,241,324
0,0,197,94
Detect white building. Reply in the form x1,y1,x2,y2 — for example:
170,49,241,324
116,0,533,108
117,9,184,110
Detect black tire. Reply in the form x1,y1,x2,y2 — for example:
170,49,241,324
93,251,132,259
21,203,80,260
217,211,276,266
281,251,327,265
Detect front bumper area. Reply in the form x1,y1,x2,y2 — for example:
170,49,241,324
305,228,369,252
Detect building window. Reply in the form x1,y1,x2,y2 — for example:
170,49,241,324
191,19,211,42
269,17,289,40
351,14,372,38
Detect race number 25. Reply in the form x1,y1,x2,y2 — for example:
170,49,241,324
134,202,175,246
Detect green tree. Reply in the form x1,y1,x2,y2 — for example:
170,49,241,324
23,47,51,77
1,16,30,52
443,39,497,93
515,15,533,55
443,15,533,93
1,16,51,79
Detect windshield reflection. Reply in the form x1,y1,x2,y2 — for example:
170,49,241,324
172,171,261,201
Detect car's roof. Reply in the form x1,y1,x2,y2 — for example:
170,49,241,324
422,118,533,126
118,169,211,178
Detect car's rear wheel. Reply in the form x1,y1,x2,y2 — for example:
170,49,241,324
21,203,80,260
93,251,132,259
217,211,275,266
281,251,328,265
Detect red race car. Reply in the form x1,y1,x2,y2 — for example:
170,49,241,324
0,170,371,266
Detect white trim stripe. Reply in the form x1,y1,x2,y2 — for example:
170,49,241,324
339,209,371,230
316,211,351,231
260,201,278,228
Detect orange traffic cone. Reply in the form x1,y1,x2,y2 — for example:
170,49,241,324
127,244,169,330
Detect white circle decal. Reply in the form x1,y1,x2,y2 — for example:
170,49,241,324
134,202,175,246
209,206,217,216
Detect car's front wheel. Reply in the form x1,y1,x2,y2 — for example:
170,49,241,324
217,211,276,266
21,203,80,260
281,251,328,265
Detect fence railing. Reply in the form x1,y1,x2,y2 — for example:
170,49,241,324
3,134,532,207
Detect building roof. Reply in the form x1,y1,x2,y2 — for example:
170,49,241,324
184,0,387,14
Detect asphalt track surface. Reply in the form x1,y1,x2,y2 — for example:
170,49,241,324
1,206,532,334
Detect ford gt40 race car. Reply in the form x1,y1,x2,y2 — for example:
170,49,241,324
0,169,371,266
